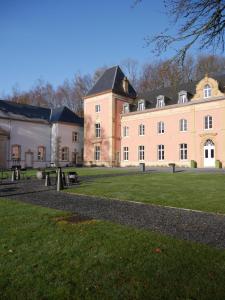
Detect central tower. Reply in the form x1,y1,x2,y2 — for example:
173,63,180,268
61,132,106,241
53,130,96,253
83,66,136,167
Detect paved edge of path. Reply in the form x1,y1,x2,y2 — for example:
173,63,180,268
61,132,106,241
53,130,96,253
1,180,225,249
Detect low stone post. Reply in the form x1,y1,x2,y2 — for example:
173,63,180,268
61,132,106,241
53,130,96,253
15,168,20,180
56,167,64,191
169,163,176,173
45,172,51,186
11,169,16,182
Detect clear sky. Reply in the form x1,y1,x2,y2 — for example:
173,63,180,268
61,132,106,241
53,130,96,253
0,0,184,96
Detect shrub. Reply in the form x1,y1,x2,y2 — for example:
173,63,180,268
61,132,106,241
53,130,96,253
215,160,222,168
190,160,197,168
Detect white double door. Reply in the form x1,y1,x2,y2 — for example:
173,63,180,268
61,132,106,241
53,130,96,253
204,140,215,167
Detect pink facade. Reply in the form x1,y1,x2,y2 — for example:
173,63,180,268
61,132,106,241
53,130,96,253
84,67,225,168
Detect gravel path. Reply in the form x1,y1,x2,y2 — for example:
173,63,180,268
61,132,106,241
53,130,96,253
1,179,225,249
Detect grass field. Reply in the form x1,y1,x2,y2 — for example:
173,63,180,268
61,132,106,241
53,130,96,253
68,172,225,214
1,199,225,299
0,167,136,180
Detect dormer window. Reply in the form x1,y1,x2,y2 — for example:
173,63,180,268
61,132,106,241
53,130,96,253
204,84,212,98
138,100,145,111
123,103,129,113
178,91,188,104
156,95,165,108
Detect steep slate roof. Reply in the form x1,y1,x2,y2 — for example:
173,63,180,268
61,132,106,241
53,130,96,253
86,66,137,99
50,106,84,125
0,100,50,121
136,72,225,110
0,100,83,125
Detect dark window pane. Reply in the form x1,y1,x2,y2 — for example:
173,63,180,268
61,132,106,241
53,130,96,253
211,149,214,158
205,149,208,158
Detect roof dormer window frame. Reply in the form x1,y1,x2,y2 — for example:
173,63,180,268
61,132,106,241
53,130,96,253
204,84,212,98
156,95,165,108
178,91,188,104
138,99,145,111
123,103,130,114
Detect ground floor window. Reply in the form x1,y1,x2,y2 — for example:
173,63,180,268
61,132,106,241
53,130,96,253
138,145,145,161
158,144,165,160
123,147,129,161
94,145,100,161
180,143,187,160
11,145,21,161
37,146,46,161
61,147,69,161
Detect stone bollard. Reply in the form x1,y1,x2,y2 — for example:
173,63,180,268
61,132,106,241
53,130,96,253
11,169,16,182
168,163,176,173
15,168,20,180
45,172,51,186
56,167,64,191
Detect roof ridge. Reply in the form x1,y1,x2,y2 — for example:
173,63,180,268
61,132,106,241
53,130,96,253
112,65,119,90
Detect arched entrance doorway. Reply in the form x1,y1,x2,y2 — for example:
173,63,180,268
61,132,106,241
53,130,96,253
204,139,215,167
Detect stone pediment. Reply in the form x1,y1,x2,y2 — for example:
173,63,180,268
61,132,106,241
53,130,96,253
192,75,224,101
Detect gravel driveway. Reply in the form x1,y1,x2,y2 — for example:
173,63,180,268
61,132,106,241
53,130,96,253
1,178,225,249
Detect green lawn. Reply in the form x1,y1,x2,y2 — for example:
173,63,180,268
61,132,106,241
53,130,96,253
68,172,225,214
1,199,225,299
0,167,136,180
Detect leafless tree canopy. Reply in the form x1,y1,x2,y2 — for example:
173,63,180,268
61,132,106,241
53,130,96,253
7,54,225,114
136,0,225,63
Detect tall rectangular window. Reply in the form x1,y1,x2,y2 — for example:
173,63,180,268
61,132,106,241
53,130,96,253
138,145,145,161
180,143,188,160
158,121,165,134
12,145,21,161
179,119,187,132
37,146,46,161
204,115,212,129
95,123,101,138
139,124,145,136
72,132,78,142
94,146,100,161
158,144,165,160
95,104,100,112
61,147,69,161
123,147,129,161
123,126,129,137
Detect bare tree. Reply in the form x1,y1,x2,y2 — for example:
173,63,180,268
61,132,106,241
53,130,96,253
194,54,225,79
121,58,139,89
136,0,225,64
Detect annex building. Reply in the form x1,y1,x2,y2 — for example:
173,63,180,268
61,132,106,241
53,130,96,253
84,66,225,168
0,100,83,169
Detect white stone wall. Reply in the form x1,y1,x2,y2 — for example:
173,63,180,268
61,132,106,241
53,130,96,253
0,117,51,169
51,122,84,166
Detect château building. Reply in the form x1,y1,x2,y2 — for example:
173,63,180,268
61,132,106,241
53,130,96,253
84,66,225,168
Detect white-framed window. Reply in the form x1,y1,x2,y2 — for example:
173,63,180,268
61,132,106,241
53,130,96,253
156,95,165,108
158,144,165,161
204,84,212,98
123,103,129,113
179,119,187,132
158,121,165,134
11,145,21,160
178,91,188,104
61,147,69,161
139,124,145,136
180,143,188,160
95,123,101,138
95,104,100,112
123,126,129,137
204,115,212,130
138,145,145,161
72,132,78,142
123,147,129,161
37,146,46,161
138,100,145,111
94,145,100,161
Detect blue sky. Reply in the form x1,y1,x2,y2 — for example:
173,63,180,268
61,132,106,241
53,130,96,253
0,0,190,96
